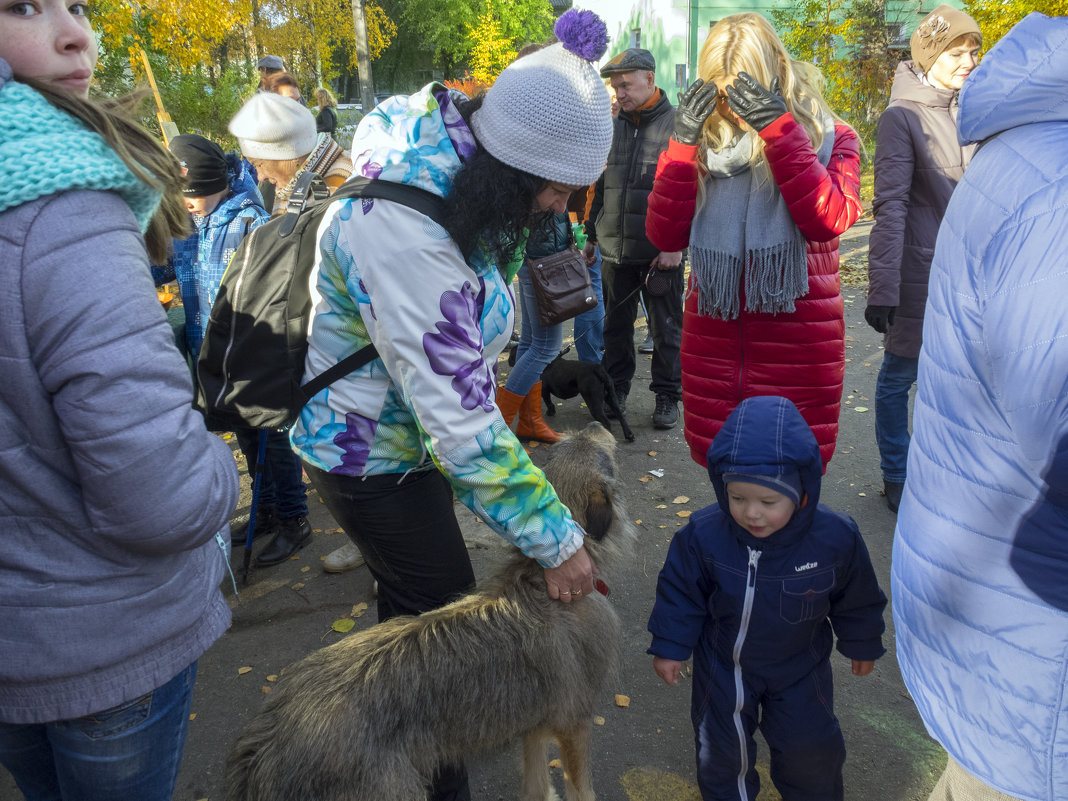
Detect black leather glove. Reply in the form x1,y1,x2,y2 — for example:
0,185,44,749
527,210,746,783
674,78,719,146
864,305,897,334
725,72,787,132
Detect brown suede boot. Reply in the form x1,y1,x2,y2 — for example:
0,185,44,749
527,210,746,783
495,386,525,431
515,381,561,443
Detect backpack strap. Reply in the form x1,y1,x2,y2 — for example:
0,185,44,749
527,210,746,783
297,176,474,403
300,343,379,401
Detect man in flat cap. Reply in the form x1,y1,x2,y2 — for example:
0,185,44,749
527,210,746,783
256,55,285,92
585,48,684,430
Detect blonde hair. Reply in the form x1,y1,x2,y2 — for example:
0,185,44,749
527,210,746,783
697,13,835,168
23,79,189,263
314,87,337,108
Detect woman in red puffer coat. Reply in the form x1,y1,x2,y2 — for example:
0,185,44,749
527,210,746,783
646,12,862,470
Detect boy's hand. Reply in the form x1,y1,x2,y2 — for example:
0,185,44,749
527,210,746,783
852,659,875,676
653,656,683,686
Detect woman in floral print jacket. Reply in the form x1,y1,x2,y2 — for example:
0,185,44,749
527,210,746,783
290,20,613,796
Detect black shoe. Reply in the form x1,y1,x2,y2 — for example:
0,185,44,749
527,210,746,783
230,507,279,545
255,516,312,566
605,387,627,420
638,334,654,354
884,481,904,514
653,394,679,429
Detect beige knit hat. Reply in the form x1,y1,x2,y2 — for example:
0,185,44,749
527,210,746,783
910,5,981,74
228,92,317,161
470,9,613,187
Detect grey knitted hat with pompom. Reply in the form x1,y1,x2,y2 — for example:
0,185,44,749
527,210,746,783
470,9,613,187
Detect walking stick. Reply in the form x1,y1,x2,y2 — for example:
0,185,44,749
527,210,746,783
242,429,268,585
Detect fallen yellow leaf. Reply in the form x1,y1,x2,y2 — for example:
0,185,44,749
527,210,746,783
291,582,305,590
648,451,658,456
672,495,690,504
677,510,692,518
332,618,356,633
593,715,606,726
189,713,197,721
261,685,271,694
300,566,310,573
635,519,642,525
854,406,869,413
549,758,563,769
351,602,369,618
656,504,667,509
237,666,252,675
615,694,630,708
266,674,278,682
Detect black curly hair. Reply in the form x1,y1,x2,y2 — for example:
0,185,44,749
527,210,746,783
442,94,552,270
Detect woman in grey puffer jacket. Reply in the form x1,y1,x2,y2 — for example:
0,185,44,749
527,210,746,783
0,16,239,796
864,5,982,512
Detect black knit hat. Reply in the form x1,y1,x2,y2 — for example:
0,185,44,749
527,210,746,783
169,134,229,198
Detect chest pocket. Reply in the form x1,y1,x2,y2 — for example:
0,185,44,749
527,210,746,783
779,569,835,624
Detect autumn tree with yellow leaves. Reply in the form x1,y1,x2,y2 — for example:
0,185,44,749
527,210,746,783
467,12,515,85
964,0,1068,45
90,0,394,143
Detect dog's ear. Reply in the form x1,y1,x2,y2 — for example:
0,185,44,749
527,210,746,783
582,481,615,540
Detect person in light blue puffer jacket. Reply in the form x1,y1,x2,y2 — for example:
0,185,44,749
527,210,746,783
891,13,1068,801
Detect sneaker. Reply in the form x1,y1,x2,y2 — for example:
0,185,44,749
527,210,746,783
255,516,312,566
323,541,366,573
638,334,654,354
230,507,279,545
652,394,679,429
605,387,627,420
884,480,904,514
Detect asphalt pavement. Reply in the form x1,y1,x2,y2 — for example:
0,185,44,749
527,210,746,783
3,218,949,801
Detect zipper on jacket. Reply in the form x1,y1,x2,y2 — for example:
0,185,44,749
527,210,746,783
731,547,761,801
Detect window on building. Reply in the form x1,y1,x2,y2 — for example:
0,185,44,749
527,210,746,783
630,28,641,48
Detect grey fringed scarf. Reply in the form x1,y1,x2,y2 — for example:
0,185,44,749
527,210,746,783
689,122,835,319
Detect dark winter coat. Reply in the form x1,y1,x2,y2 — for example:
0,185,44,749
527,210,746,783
867,61,975,358
648,395,886,690
587,89,674,265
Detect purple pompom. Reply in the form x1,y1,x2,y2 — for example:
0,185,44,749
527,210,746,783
554,9,609,62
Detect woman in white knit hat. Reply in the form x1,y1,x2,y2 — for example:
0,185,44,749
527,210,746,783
284,9,612,799
229,91,352,217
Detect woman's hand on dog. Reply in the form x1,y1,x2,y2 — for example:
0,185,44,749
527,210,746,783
653,656,683,686
544,545,596,603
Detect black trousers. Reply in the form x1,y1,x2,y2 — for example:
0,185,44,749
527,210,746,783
304,464,474,801
601,260,684,401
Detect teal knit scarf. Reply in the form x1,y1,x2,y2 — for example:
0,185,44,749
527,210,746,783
0,76,162,231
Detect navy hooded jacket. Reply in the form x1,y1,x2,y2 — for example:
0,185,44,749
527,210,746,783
648,396,886,690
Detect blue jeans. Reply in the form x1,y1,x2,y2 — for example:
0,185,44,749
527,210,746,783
572,246,604,363
874,351,919,483
0,663,198,801
505,262,564,395
233,427,308,519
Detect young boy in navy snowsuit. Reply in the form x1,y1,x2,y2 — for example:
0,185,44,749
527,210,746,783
648,395,886,801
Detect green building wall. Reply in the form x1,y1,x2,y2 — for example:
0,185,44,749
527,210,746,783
592,0,966,100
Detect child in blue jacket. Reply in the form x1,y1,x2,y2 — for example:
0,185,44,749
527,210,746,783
648,395,886,801
159,135,317,566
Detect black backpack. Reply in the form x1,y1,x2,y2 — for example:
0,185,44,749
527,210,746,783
196,173,452,430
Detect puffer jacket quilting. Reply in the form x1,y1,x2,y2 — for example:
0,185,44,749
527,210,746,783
646,117,863,469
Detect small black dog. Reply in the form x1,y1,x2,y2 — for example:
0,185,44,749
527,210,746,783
541,354,635,442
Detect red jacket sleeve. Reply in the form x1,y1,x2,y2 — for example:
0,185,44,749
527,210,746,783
761,115,863,243
645,138,700,252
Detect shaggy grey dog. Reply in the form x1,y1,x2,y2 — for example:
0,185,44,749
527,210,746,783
225,422,637,801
